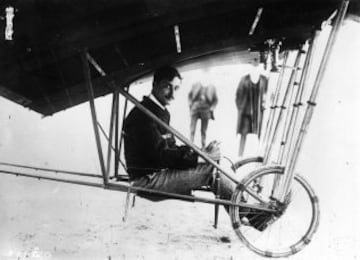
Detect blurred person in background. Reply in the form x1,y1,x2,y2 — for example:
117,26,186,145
235,58,268,157
188,67,218,149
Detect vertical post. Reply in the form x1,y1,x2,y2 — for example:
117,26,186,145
213,169,221,229
106,92,118,176
264,50,302,164
270,43,315,197
114,92,120,178
278,0,349,202
260,51,289,158
118,87,129,166
276,47,304,164
81,50,108,184
283,31,319,165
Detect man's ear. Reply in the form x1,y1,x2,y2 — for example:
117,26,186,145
152,81,159,95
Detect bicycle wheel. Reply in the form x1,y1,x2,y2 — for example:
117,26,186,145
229,166,320,258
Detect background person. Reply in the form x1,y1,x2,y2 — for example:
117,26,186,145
188,68,218,148
235,58,268,157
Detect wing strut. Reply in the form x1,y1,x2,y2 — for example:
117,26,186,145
278,0,349,202
81,50,108,184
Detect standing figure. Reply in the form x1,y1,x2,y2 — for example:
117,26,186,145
235,60,268,157
188,71,218,148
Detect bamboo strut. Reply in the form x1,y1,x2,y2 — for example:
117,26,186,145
264,50,302,164
269,48,308,197
106,93,118,175
0,161,101,178
0,169,105,188
277,48,304,164
117,87,129,176
277,0,349,202
114,92,120,177
96,121,127,171
81,50,107,184
0,169,276,212
284,32,320,165
260,52,289,159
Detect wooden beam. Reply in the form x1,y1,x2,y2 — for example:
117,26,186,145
81,49,108,184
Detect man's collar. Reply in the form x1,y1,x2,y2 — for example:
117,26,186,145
149,94,166,110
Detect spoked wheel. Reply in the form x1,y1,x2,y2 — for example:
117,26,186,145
229,166,320,258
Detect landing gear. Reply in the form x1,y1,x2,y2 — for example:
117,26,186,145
230,166,320,258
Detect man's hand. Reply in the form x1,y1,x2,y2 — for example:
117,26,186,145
205,140,221,162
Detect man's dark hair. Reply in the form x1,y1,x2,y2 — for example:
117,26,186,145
153,65,182,83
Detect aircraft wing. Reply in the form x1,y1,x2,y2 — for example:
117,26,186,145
0,0,358,116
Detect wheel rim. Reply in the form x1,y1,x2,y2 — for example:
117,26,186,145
230,166,320,258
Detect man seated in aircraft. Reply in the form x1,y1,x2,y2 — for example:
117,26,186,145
123,65,234,201
123,65,271,231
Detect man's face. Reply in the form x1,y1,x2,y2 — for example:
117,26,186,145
153,76,181,106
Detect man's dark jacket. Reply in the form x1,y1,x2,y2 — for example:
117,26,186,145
235,74,268,136
124,96,198,180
